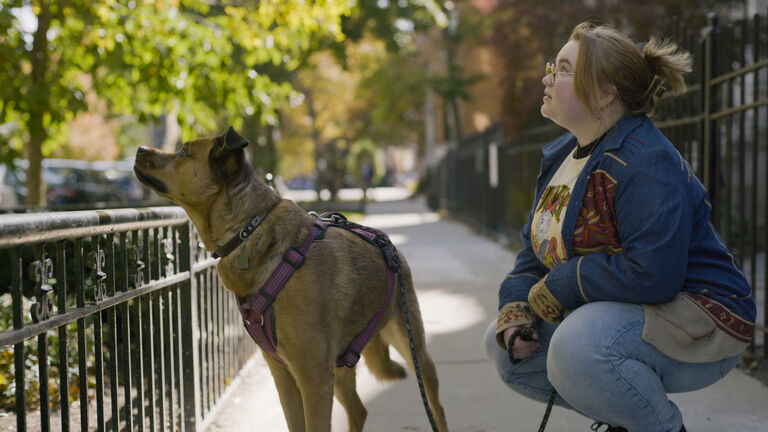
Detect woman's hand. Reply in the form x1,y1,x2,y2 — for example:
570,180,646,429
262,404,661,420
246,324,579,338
503,326,540,362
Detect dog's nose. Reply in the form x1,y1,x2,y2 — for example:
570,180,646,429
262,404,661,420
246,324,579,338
137,146,149,155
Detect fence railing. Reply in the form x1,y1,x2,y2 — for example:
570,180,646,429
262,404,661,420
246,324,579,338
0,206,256,432
426,11,767,353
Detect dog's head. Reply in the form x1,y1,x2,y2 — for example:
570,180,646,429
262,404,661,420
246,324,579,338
133,126,251,207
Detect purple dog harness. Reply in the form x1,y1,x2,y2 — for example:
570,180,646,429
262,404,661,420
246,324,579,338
233,214,396,368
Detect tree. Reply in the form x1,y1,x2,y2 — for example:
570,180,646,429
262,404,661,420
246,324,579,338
0,0,352,206
1,0,454,206
272,0,450,197
0,1,92,206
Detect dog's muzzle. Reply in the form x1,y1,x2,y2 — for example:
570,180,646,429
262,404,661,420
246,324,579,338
134,147,168,193
133,166,167,194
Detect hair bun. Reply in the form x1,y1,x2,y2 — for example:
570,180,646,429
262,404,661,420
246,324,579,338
642,36,692,96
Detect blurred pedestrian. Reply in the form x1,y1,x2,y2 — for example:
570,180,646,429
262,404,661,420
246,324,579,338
483,22,755,432
361,157,374,202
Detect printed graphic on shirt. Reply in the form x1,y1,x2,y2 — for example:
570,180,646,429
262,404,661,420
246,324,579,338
536,185,570,222
530,147,590,269
532,185,570,268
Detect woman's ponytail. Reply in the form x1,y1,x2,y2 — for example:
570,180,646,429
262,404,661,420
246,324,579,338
569,23,693,116
642,36,692,101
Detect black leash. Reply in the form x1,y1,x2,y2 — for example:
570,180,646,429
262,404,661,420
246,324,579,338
310,212,440,432
537,389,557,432
507,322,557,432
394,256,440,432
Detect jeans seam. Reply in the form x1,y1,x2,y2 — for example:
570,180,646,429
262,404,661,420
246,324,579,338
507,380,556,398
606,320,667,431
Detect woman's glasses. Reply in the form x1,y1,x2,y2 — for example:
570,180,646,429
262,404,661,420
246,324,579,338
545,62,574,84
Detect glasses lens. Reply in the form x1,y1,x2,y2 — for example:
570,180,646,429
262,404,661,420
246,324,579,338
546,62,555,81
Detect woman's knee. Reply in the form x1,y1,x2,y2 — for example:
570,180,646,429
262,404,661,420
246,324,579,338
547,322,594,390
547,302,644,388
548,304,605,366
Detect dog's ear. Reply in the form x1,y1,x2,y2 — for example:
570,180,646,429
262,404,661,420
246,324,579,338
224,126,249,150
210,127,252,186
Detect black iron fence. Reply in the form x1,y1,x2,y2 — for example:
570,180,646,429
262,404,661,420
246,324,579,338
0,207,256,431
426,12,767,351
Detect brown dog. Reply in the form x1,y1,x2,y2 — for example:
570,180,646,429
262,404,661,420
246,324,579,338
133,127,448,432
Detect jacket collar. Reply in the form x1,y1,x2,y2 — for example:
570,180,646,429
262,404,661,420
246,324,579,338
541,114,647,161
601,113,647,151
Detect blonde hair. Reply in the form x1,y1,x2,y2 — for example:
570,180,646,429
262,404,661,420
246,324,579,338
569,22,692,116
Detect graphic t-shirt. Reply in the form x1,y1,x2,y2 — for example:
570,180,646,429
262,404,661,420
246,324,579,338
531,147,590,269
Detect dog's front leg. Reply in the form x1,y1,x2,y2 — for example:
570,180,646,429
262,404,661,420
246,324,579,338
292,361,336,432
264,353,306,432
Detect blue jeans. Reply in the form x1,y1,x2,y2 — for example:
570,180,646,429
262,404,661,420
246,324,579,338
483,301,742,432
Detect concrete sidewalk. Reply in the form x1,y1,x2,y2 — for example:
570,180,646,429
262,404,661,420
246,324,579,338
204,197,768,432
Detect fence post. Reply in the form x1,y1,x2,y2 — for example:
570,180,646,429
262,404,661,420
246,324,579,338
178,222,202,431
488,140,499,237
702,12,720,224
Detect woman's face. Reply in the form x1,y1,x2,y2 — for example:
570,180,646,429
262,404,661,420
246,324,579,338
541,40,593,131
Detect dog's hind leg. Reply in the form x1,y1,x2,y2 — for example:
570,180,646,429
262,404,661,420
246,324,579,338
381,302,449,431
264,354,306,432
333,367,367,432
361,332,407,381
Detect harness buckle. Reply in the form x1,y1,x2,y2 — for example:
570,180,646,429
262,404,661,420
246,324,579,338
244,315,265,327
313,221,329,240
336,349,361,368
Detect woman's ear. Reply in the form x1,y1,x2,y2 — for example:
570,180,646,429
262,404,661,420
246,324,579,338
597,84,618,109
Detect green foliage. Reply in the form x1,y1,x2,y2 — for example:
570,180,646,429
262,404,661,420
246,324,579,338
0,0,450,204
0,0,356,201
3,1,90,126
338,0,446,56
79,0,353,140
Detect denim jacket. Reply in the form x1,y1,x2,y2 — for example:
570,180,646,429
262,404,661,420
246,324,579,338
499,114,756,342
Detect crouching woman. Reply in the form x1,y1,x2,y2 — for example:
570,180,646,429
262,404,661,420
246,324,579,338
483,22,756,432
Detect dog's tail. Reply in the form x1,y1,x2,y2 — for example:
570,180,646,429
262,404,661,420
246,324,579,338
362,333,407,381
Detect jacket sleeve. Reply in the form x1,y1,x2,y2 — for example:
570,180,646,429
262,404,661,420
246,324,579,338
543,146,693,309
498,213,549,309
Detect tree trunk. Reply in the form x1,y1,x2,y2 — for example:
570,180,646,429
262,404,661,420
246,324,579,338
304,89,325,198
421,89,436,173
26,117,46,208
161,103,181,152
25,0,51,207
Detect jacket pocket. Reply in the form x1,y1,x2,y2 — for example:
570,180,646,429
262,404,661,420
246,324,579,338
641,293,747,363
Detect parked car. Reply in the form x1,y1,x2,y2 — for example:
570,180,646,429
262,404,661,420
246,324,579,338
90,160,148,204
4,158,161,209
41,159,121,205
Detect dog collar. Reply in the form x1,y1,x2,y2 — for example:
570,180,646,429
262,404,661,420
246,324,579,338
212,212,270,259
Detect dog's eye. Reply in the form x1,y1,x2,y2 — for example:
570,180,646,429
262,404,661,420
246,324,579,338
177,147,188,158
